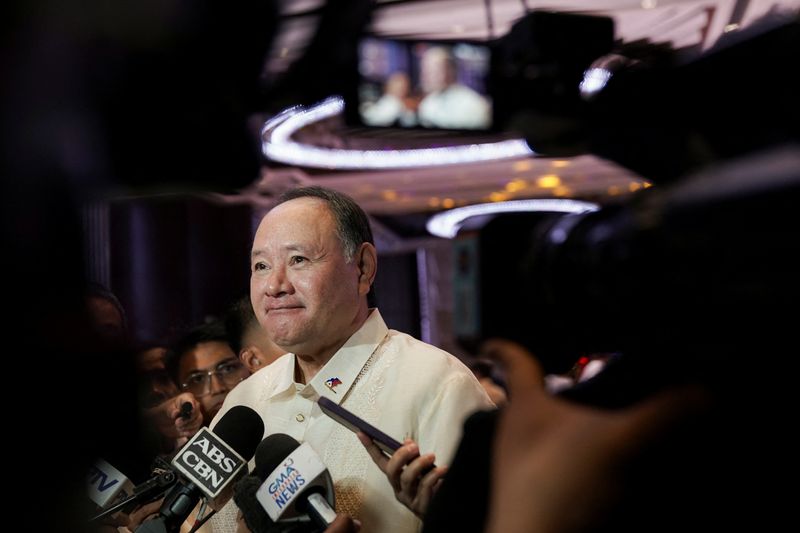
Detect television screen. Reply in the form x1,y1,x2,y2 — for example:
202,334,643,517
350,37,494,131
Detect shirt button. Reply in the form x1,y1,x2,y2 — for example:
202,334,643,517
295,414,305,422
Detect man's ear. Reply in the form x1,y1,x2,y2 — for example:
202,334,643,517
239,348,262,374
356,242,378,296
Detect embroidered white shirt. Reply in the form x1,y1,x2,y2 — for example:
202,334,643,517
210,309,494,533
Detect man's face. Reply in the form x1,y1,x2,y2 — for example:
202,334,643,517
136,347,179,408
250,198,366,359
87,296,125,342
177,341,247,423
420,48,453,93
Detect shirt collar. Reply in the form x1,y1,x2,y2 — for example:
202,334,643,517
308,308,388,404
260,352,296,403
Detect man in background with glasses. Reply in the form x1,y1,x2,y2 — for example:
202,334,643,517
167,320,251,426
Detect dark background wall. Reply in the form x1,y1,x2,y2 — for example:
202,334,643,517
109,196,253,344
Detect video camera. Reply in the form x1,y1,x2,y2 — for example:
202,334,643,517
330,8,799,181
466,144,800,374
438,10,800,376
340,11,614,137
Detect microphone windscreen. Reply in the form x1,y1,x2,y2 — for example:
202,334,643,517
253,433,301,480
178,401,193,419
213,405,265,461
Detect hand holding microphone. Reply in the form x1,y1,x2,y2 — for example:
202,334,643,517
144,392,203,443
171,393,203,440
135,405,264,533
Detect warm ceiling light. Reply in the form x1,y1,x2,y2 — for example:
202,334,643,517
537,175,561,188
489,192,510,202
261,96,534,170
505,179,527,192
426,199,600,238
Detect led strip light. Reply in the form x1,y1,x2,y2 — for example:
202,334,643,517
261,96,534,170
426,198,600,238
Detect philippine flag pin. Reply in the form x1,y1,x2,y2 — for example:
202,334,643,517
325,377,343,393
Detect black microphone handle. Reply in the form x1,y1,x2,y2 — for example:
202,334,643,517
157,482,201,531
134,482,200,533
134,517,169,533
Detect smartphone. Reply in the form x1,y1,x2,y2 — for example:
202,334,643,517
317,396,402,456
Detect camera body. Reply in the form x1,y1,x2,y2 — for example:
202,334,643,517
341,11,615,140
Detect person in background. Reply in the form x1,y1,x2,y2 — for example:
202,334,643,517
225,295,286,373
416,46,490,130
167,320,251,426
213,186,493,533
135,342,204,456
469,358,508,407
86,282,129,345
360,71,418,127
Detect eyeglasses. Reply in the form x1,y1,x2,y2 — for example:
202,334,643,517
180,360,248,397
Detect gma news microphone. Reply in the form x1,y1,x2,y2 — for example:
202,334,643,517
248,433,337,530
135,405,264,533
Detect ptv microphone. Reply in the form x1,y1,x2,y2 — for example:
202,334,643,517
87,458,136,509
254,434,337,529
135,405,264,533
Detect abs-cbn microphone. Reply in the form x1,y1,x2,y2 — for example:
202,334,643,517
251,434,337,530
135,405,264,533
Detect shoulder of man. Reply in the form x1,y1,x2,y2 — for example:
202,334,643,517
384,329,476,377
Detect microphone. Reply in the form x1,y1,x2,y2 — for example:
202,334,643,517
135,405,265,533
178,401,194,420
245,434,337,530
87,458,136,509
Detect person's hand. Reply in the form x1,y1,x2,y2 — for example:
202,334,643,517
93,497,163,533
144,392,203,443
482,339,707,533
125,498,164,530
324,514,362,533
170,392,203,439
356,432,447,518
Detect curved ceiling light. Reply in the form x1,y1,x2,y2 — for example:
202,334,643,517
426,198,600,238
261,96,534,170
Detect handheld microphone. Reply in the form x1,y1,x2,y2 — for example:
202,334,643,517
254,434,337,529
178,401,193,420
135,405,264,533
87,458,136,509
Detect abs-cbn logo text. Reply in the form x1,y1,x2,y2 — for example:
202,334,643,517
171,427,245,498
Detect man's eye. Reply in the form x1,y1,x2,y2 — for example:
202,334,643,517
253,262,267,271
218,362,241,375
186,374,206,386
291,256,307,265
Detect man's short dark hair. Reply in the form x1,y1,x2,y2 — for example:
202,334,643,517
165,319,230,384
278,186,374,262
225,295,259,356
